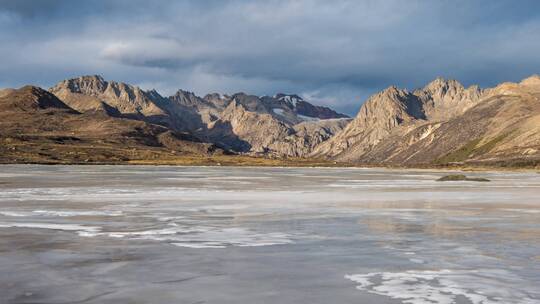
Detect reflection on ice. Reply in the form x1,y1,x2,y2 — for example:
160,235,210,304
32,210,123,217
0,222,101,235
0,210,122,217
83,224,293,249
0,218,293,249
346,269,537,304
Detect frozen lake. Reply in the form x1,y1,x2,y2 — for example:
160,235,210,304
0,165,539,304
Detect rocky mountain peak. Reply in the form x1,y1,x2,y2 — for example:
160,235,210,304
144,89,170,108
172,89,196,98
203,93,231,110
265,93,348,120
145,89,163,100
363,85,424,123
51,75,146,99
520,74,540,87
76,74,105,82
490,74,540,95
423,77,465,94
228,93,267,112
421,77,466,99
204,93,230,100
362,86,415,114
49,76,165,116
169,89,210,109
275,93,303,107
230,92,253,101
56,75,107,94
415,77,484,120
377,85,409,99
309,85,420,159
0,85,72,112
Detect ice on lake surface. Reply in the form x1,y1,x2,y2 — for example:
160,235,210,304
0,165,539,304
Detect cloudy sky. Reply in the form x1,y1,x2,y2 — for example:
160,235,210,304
1,0,539,115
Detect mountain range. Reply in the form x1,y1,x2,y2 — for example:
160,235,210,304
1,74,539,168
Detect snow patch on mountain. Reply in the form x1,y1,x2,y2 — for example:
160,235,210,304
273,108,285,116
278,95,302,107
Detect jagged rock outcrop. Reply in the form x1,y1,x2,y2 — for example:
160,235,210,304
212,100,293,153
203,93,232,109
49,75,166,118
416,77,484,121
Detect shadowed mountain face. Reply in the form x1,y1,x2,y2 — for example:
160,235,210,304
311,75,540,167
1,74,539,167
265,93,349,120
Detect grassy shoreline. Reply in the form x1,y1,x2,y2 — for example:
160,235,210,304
2,139,538,171
1,156,538,172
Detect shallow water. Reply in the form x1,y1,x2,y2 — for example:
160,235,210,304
0,165,539,304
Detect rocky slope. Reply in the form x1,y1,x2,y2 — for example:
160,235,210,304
198,93,351,156
312,75,540,167
49,75,168,123
0,86,225,163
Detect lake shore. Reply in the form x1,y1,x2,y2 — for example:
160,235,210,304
2,139,538,171
1,155,538,173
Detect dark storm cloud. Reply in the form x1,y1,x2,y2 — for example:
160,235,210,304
0,0,72,17
1,0,540,115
